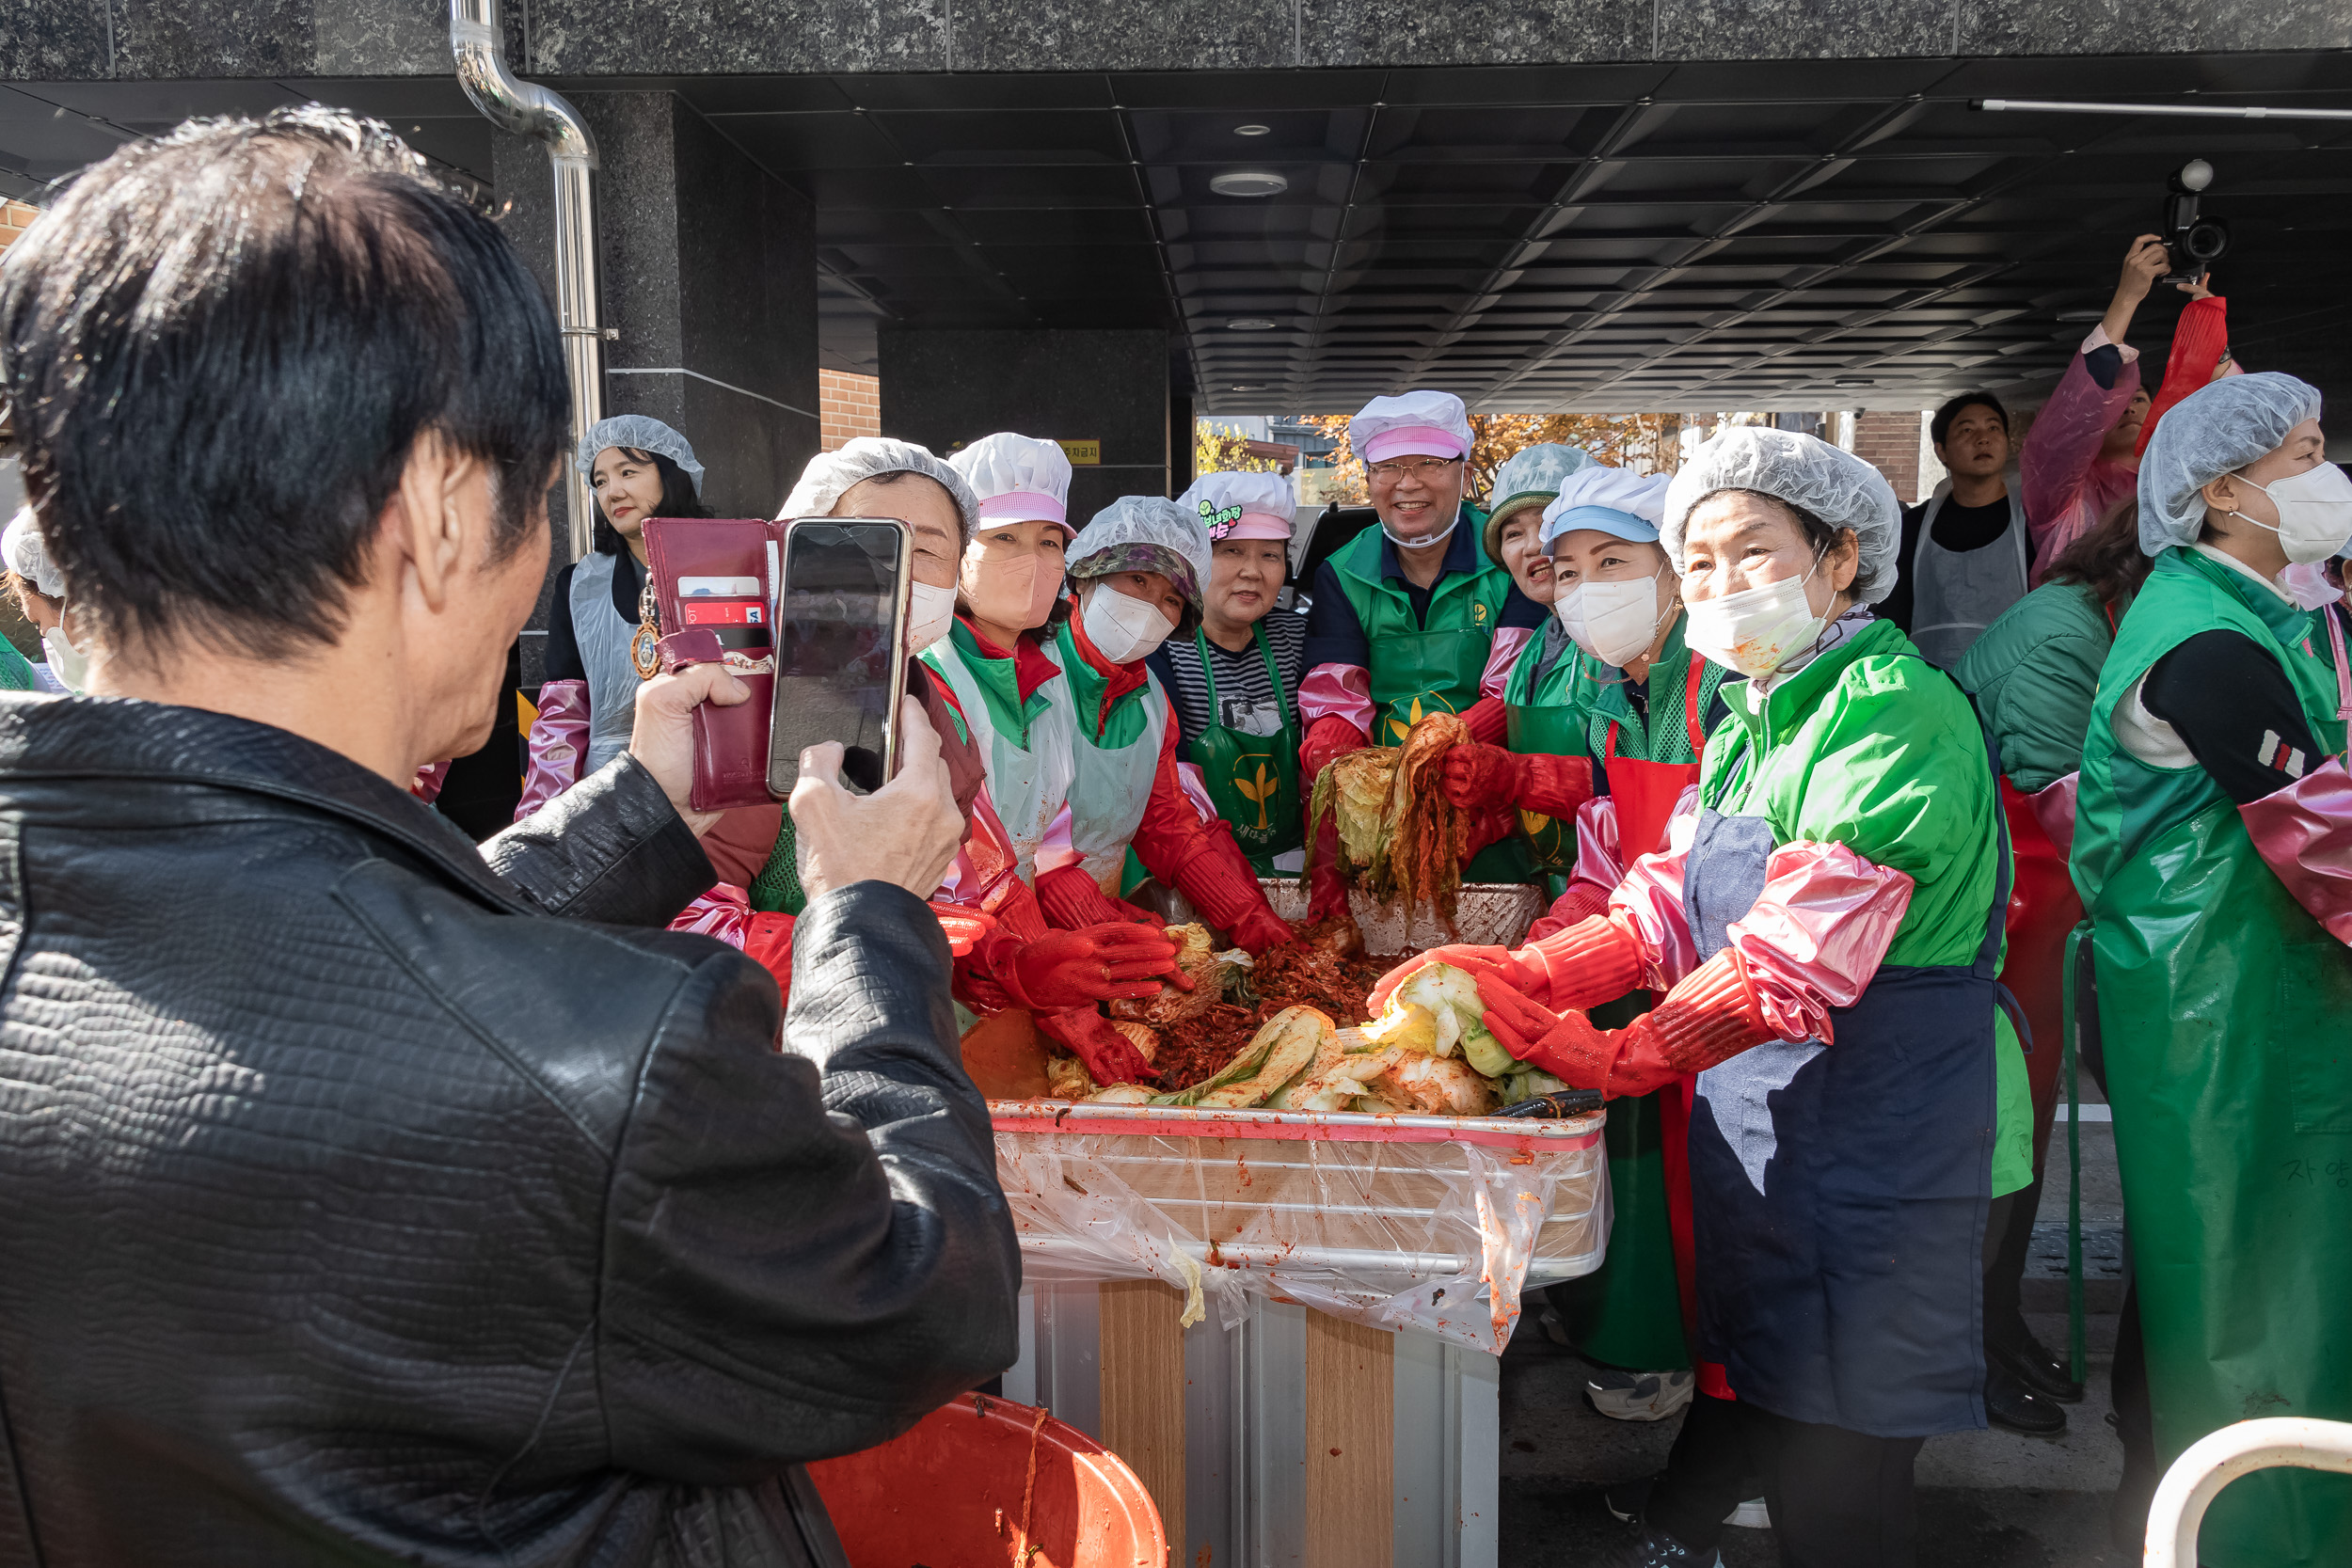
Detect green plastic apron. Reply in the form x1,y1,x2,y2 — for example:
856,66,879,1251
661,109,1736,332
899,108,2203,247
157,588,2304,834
1553,639,1719,1375
921,625,1077,886
2074,549,2352,1568
1501,628,1595,875
1327,517,1526,881
1184,625,1303,873
1056,621,1172,894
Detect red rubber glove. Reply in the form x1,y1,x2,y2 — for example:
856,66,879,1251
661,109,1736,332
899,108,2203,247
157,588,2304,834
1300,713,1367,783
1367,944,1517,1015
928,903,994,958
1169,828,1293,955
1460,695,1509,745
1035,863,1162,930
1440,741,1524,811
1368,914,1643,1016
993,923,1188,1010
740,911,796,1012
1037,1006,1158,1086
1482,948,1777,1099
1300,714,1369,923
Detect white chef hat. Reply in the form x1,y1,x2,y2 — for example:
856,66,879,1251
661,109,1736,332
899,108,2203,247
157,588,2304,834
1661,426,1903,605
574,415,704,491
1349,390,1473,466
947,433,1074,533
2137,372,2326,552
2,508,62,598
781,437,981,546
1540,467,1673,548
1179,470,1295,542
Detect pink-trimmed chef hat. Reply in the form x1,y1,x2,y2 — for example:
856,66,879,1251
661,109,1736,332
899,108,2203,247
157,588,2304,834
1349,389,1473,466
947,433,1073,532
1179,469,1295,542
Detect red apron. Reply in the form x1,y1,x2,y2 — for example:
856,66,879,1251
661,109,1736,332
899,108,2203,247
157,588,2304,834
1996,775,2081,1168
1600,656,1728,1398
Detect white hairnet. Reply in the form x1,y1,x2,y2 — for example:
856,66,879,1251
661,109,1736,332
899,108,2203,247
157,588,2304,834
1179,470,1295,540
574,415,704,490
1067,496,1213,612
779,437,980,546
1488,444,1590,518
1661,427,1903,605
2137,372,2325,552
948,433,1073,528
1350,390,1472,464
2,508,61,598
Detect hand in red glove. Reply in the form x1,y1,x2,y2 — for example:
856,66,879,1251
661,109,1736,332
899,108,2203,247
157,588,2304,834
1299,714,1368,784
1001,923,1188,1010
739,911,797,1011
1440,741,1526,811
1037,1006,1158,1086
1481,949,1776,1099
1366,943,1518,1015
1225,905,1295,956
1035,863,1162,931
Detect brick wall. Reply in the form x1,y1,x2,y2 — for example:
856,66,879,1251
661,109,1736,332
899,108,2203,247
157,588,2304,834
1852,409,1926,505
818,369,880,451
0,199,39,259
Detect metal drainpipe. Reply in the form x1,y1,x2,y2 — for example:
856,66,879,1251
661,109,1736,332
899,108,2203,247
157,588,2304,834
450,0,604,562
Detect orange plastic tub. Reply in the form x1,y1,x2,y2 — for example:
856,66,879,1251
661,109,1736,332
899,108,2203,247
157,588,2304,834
806,1392,1166,1568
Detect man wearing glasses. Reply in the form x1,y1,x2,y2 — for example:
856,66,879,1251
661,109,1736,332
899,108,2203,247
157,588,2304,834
1297,390,1551,915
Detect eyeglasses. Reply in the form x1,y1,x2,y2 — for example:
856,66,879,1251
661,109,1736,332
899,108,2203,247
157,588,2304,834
1367,457,1462,484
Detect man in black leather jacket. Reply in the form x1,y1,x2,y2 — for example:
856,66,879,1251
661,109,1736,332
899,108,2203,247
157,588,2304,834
0,107,1018,1565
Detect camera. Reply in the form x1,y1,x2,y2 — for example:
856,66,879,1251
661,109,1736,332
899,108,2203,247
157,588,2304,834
2159,159,2230,286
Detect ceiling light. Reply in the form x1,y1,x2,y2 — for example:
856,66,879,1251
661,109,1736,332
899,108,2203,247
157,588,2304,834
2056,309,2105,322
1234,123,1272,136
1834,377,1875,387
1226,318,1278,331
1231,382,1266,391
1210,170,1289,198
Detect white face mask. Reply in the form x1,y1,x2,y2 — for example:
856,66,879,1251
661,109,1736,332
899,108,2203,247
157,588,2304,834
904,579,958,655
1682,554,1827,680
2279,561,2346,611
40,625,88,694
1380,513,1460,552
1080,584,1177,665
1554,571,1672,669
2232,463,2352,565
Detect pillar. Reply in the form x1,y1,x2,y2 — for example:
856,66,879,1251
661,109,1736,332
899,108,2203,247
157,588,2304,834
494,91,819,686
877,329,1171,524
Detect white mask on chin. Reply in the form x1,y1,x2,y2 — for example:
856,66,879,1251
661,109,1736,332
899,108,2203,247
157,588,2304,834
40,625,89,694
1682,554,1828,680
904,579,959,654
1555,571,1672,669
1080,585,1178,665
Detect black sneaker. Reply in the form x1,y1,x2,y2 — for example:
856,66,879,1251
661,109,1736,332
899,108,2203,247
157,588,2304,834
1989,1327,2085,1403
1603,1475,1653,1525
1986,1358,2068,1436
1590,1526,1721,1568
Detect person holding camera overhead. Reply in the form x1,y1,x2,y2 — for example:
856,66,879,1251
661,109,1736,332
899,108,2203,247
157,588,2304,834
1148,468,1310,873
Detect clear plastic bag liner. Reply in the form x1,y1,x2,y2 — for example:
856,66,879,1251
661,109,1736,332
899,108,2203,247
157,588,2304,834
992,1101,1611,1354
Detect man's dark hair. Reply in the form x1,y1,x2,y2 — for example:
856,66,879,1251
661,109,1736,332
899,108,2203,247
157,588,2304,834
1930,392,2010,451
592,449,710,555
0,106,568,660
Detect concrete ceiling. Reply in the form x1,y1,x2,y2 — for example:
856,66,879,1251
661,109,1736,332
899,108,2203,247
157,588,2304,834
5,54,2349,414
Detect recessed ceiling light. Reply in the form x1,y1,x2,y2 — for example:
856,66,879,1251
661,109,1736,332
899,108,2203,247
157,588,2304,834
1225,318,1278,331
1234,123,1272,136
1210,170,1289,198
1231,382,1266,390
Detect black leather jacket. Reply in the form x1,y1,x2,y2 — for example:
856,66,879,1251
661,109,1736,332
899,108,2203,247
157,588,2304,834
0,696,1019,1566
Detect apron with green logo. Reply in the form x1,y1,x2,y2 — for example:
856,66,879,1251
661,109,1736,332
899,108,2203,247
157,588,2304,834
1184,625,1303,873
2074,548,2352,1568
1327,515,1526,880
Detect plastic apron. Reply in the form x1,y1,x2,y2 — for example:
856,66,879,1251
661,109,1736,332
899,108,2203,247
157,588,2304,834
570,551,641,774
1501,630,1592,875
1994,775,2081,1170
1909,482,2029,669
1552,648,1714,1374
1056,622,1171,894
1683,719,2006,1437
921,631,1077,887
2074,552,2352,1567
1327,518,1526,882
1184,625,1303,873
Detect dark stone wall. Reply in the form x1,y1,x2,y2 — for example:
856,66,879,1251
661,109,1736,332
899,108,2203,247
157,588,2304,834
497,90,817,682
878,328,1171,525
8,0,2341,78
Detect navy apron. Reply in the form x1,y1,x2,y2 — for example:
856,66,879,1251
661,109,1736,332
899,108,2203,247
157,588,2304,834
1681,730,2008,1439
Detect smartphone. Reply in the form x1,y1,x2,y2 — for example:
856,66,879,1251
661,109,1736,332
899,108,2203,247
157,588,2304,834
766,517,913,798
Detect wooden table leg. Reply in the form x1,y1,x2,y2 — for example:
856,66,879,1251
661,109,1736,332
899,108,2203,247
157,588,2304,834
1098,1279,1186,1559
1304,1310,1394,1568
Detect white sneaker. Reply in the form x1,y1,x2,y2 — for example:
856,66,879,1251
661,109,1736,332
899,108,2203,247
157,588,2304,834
1583,1367,1697,1422
1724,1497,1772,1528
